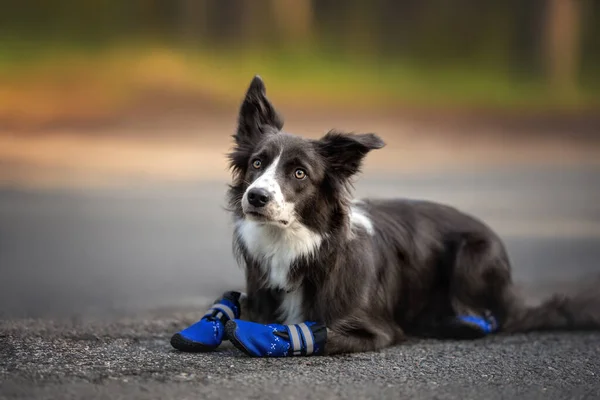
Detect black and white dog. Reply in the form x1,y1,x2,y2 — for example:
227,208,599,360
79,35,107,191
171,76,600,357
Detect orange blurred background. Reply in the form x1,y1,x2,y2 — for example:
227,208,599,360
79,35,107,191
0,0,599,189
1,1,599,317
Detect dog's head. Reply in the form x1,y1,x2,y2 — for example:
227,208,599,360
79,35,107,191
227,75,385,231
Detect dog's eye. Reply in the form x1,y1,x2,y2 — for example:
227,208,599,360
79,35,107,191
294,168,307,180
252,159,262,169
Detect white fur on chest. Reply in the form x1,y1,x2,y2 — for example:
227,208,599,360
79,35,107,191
278,289,304,325
236,219,322,324
237,219,322,289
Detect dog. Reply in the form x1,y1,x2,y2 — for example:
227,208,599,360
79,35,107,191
170,75,600,357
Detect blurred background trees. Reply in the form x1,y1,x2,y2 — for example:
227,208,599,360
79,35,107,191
0,0,598,127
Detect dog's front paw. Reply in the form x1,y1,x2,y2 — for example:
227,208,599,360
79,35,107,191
225,319,327,357
170,291,243,352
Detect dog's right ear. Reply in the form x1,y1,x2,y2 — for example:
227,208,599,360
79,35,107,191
235,75,283,145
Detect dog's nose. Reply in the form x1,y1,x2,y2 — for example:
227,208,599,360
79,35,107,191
247,188,271,208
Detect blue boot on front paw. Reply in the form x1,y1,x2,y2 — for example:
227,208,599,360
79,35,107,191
170,291,242,352
225,319,327,357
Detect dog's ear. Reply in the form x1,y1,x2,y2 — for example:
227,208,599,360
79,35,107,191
235,75,283,145
317,130,385,178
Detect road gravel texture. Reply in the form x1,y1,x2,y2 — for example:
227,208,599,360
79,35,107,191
1,164,600,399
1,311,600,400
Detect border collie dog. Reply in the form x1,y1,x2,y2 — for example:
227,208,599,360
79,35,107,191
171,76,600,357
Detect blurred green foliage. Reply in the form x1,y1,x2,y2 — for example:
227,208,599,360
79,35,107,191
1,0,599,122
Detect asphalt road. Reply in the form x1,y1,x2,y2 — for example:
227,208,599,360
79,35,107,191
1,165,600,399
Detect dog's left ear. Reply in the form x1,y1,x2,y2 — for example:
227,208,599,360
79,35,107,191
236,75,283,145
317,130,385,178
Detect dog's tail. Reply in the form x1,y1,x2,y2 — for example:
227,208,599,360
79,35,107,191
500,277,600,333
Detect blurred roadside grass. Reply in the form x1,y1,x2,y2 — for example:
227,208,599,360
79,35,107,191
1,41,599,127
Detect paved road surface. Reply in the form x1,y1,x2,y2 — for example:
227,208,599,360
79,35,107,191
1,165,600,399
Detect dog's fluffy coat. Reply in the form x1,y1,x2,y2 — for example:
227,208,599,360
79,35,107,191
225,75,600,355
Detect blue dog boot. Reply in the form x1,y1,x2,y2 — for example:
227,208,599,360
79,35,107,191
170,291,243,352
446,311,498,339
225,319,327,357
